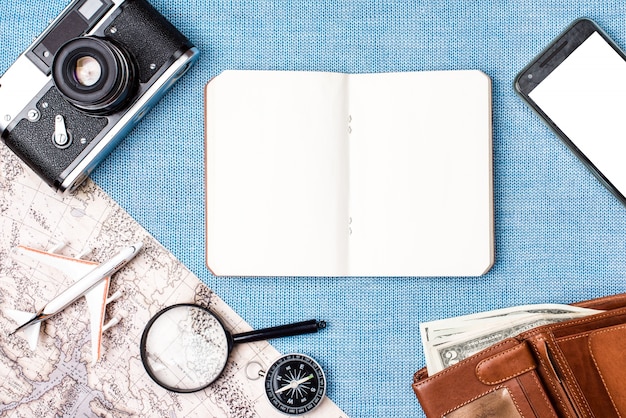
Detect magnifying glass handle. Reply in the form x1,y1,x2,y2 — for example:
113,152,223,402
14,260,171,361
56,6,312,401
232,320,326,345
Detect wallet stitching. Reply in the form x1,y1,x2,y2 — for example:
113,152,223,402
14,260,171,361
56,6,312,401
529,337,573,418
588,325,626,418
416,305,626,418
554,328,599,416
413,340,524,417
528,371,559,418
549,338,592,418
414,339,519,388
476,344,534,385
441,385,526,418
520,309,625,339
555,327,596,415
557,333,589,343
507,385,527,418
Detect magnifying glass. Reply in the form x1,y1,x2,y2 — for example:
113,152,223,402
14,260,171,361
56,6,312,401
140,303,326,393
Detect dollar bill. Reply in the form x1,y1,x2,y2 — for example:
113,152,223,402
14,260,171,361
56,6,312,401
421,304,602,374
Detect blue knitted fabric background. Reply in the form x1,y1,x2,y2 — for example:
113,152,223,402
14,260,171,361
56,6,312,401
3,1,626,417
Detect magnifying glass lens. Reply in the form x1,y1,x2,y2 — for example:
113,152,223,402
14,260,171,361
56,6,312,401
141,305,230,392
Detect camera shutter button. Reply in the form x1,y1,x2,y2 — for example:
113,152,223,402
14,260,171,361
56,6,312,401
53,115,72,149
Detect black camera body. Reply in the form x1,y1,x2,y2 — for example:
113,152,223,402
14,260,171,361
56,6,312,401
0,0,199,193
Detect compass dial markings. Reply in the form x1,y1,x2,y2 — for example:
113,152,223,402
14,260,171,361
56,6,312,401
264,354,326,415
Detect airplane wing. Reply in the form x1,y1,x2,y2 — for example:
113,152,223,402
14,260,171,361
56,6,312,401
16,245,112,364
5,309,41,350
8,244,135,364
16,246,98,282
84,278,111,365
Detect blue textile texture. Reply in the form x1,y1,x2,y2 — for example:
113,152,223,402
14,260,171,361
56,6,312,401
3,1,626,417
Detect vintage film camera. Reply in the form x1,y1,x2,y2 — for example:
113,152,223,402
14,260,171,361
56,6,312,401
0,0,199,193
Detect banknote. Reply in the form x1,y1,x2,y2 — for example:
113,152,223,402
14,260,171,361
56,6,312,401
421,304,602,374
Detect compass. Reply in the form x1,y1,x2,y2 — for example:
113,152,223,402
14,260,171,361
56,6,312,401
264,353,326,415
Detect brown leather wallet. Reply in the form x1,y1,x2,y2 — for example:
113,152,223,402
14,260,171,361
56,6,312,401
412,293,626,418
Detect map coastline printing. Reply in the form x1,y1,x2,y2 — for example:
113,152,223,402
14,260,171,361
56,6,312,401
0,144,347,417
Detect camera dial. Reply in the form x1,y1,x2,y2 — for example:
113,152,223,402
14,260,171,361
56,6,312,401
52,37,137,115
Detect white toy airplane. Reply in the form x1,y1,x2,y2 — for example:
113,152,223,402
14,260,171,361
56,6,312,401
6,242,142,365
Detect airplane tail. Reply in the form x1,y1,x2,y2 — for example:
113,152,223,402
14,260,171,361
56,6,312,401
5,309,41,350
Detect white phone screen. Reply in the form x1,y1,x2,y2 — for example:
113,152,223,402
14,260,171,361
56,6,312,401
529,31,626,194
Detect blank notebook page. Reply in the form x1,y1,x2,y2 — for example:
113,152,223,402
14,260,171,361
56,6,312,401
205,70,493,277
348,71,493,276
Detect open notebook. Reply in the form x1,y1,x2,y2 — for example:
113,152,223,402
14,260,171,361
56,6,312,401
205,70,493,277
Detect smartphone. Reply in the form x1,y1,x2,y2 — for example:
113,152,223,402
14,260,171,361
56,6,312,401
515,18,626,205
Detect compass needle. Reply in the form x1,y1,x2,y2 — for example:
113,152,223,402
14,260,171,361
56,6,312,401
265,354,326,415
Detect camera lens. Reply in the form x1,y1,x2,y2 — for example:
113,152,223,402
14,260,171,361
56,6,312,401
52,37,137,114
74,56,102,87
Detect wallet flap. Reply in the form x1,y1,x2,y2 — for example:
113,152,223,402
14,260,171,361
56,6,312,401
413,294,626,417
476,341,536,385
589,324,626,415
413,339,559,418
